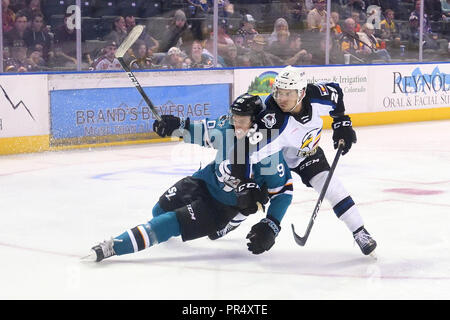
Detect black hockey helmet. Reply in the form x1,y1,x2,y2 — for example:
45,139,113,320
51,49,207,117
230,93,264,121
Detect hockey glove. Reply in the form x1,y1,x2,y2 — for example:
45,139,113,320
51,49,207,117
235,180,269,216
332,115,357,155
246,216,281,254
153,115,190,138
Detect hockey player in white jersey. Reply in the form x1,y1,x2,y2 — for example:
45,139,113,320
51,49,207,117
218,66,377,256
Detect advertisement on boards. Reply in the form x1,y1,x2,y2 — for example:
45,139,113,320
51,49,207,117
0,75,49,138
234,66,370,114
50,83,231,145
370,63,450,112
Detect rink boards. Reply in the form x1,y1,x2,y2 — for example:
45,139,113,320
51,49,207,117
1,63,449,155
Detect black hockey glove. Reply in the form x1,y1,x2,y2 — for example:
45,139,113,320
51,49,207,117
235,180,269,216
246,216,281,254
153,115,190,138
332,115,357,155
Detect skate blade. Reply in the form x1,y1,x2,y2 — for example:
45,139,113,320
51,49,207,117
80,250,97,262
369,251,378,260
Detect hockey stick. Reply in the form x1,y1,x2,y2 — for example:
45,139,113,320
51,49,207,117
115,25,162,122
291,139,345,246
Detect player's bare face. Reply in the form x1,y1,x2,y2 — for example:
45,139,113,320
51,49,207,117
232,115,252,139
274,88,299,113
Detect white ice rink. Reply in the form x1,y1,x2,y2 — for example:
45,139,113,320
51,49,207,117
0,120,449,300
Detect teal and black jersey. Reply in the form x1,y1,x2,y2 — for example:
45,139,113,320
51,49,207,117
182,115,293,223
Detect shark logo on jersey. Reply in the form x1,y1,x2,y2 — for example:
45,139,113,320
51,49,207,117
298,127,322,157
216,160,241,192
217,114,228,127
262,113,277,129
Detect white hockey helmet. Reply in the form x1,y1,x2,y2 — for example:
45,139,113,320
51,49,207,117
273,65,307,100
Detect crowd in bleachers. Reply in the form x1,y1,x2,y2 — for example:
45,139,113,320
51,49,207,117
2,0,450,72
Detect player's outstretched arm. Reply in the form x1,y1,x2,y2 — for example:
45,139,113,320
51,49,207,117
153,115,190,138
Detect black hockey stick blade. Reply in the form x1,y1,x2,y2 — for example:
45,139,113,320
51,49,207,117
291,224,308,246
291,140,345,247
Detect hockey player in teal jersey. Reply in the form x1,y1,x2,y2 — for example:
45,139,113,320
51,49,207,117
85,94,293,262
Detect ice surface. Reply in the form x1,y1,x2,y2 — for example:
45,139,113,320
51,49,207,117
0,120,449,299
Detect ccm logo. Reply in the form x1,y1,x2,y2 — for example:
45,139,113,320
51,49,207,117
298,158,320,171
237,183,258,192
187,204,196,220
332,120,351,129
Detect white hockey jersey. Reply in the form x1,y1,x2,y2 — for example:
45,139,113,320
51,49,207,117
249,82,346,169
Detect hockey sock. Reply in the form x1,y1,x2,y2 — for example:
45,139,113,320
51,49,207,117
309,172,363,233
333,196,363,233
148,211,181,243
151,202,165,217
113,211,181,255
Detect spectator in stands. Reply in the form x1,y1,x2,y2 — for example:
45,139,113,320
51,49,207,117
125,15,136,33
217,19,235,56
309,32,327,64
424,0,445,20
330,11,342,35
26,44,47,71
104,16,128,47
186,0,209,40
4,12,28,48
379,9,398,40
91,41,122,70
236,54,251,67
280,1,306,27
159,9,192,53
410,0,432,33
4,45,32,72
24,12,53,63
401,14,439,49
284,33,313,65
184,39,213,68
268,29,291,60
18,0,42,29
307,0,327,32
236,14,258,47
222,43,238,67
340,17,364,61
267,18,290,46
51,13,79,68
125,15,160,55
3,46,11,67
247,34,283,67
129,40,156,70
2,0,16,33
124,14,159,56
357,22,392,61
160,46,188,69
125,16,160,55
268,29,312,65
442,0,450,19
351,11,362,32
232,33,250,56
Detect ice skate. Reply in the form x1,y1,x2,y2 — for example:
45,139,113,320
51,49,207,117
353,227,377,257
82,238,119,262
